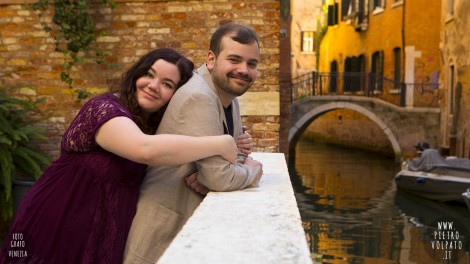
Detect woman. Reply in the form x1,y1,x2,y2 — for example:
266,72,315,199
0,48,252,263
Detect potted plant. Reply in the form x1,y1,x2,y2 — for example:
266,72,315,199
0,85,50,224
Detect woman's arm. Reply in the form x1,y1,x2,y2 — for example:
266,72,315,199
95,116,237,166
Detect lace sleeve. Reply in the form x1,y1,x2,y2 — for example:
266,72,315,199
61,94,132,153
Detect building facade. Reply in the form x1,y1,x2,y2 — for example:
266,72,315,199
439,0,470,157
290,0,323,78
318,0,441,108
0,0,281,158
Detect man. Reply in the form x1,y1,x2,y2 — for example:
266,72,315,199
123,22,264,263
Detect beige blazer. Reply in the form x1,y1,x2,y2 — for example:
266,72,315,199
123,64,261,263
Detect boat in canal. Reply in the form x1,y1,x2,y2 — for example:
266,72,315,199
395,148,470,202
463,189,470,210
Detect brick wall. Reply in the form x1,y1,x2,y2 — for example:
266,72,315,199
0,0,281,159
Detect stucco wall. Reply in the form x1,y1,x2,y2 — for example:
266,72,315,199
318,0,441,90
439,0,470,157
290,0,322,77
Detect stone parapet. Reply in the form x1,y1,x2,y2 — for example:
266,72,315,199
158,152,312,264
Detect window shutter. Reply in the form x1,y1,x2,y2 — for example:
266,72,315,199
379,50,384,75
341,0,350,19
328,5,334,25
334,3,339,24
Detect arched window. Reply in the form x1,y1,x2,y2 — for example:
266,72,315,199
393,47,401,88
448,64,455,115
330,60,338,93
371,51,384,93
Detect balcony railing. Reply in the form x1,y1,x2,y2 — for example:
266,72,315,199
291,72,440,108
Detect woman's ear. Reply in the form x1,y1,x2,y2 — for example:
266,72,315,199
206,51,216,71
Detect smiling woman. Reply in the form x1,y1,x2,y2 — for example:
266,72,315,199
0,48,241,264
135,59,181,117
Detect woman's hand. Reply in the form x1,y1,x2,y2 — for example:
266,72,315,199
237,125,253,155
219,135,238,164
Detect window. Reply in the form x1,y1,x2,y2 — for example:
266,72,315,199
343,55,365,92
372,0,385,11
393,47,401,88
371,51,384,92
447,0,454,16
354,0,368,30
330,60,338,93
301,31,315,53
341,0,351,20
392,0,403,8
342,0,368,20
328,3,339,26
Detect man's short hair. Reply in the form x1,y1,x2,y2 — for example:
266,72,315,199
209,22,259,57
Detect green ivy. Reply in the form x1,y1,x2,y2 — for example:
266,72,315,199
31,0,115,100
315,5,328,69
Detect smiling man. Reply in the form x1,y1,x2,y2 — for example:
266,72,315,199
123,22,264,263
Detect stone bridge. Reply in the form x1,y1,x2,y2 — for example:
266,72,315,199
289,95,441,162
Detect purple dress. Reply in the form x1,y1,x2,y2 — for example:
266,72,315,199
0,93,147,263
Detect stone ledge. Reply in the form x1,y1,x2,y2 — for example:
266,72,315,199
158,152,312,264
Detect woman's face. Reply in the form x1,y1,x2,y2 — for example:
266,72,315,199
135,59,181,117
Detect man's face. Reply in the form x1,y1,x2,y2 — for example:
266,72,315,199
207,35,260,97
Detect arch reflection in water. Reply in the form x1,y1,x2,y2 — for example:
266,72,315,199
289,137,470,263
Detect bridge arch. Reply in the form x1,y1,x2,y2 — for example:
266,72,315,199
289,101,402,161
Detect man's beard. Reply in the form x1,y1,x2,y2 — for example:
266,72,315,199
213,71,253,97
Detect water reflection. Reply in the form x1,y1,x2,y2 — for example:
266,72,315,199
289,137,470,263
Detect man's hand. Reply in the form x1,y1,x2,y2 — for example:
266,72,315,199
185,171,209,195
237,125,253,155
243,156,263,186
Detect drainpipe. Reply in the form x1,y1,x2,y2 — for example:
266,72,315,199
450,82,462,156
401,0,405,86
401,0,407,107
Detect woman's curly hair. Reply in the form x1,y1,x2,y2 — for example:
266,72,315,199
118,48,194,134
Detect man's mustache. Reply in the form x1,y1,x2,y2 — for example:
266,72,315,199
227,72,252,82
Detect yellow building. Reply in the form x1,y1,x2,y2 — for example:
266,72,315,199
439,0,470,157
318,0,441,107
290,0,323,78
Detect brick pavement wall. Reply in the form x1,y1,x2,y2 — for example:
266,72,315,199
0,0,281,159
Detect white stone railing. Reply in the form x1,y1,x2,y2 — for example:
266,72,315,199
158,152,312,264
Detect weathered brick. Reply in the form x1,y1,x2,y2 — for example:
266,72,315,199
258,138,279,147
168,5,190,12
147,28,170,34
0,0,281,157
6,44,21,51
97,36,121,43
7,59,26,65
121,15,145,21
2,38,17,44
192,4,213,11
17,10,30,16
37,86,60,95
86,86,108,94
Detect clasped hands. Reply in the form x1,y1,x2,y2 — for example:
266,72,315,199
185,126,262,195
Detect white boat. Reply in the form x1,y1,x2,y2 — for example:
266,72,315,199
395,149,470,202
463,189,470,210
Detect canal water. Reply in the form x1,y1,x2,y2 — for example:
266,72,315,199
289,137,470,264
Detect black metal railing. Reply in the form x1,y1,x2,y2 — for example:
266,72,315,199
291,71,440,108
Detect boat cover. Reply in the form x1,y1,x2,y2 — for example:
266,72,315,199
407,149,470,172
